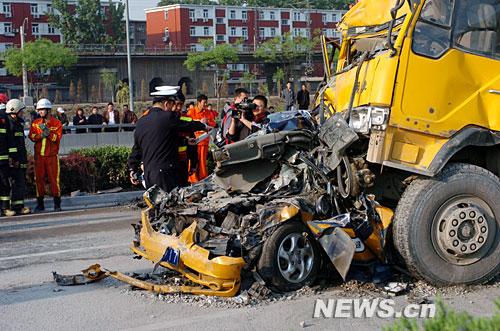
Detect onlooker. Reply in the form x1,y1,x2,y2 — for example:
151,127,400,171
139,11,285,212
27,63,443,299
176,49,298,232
56,107,70,134
268,106,276,113
122,104,138,131
103,102,120,132
282,82,295,111
87,106,104,133
228,95,269,143
29,99,63,212
297,83,310,110
187,94,217,182
73,107,87,134
218,88,249,146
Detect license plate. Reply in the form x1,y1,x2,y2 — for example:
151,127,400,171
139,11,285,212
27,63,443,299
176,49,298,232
162,247,180,267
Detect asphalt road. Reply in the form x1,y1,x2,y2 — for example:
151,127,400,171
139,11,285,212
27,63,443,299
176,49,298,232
1,207,498,331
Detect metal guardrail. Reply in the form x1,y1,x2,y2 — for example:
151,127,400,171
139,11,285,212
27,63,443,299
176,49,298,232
61,124,136,133
72,44,258,55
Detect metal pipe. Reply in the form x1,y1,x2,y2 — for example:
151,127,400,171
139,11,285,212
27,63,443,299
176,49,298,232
125,0,134,113
20,18,28,98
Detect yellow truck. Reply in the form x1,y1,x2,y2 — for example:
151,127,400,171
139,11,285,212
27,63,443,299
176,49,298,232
317,0,499,285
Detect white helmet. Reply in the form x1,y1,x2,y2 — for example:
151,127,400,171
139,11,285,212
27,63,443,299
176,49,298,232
0,103,5,111
36,98,52,110
57,107,65,113
6,99,26,114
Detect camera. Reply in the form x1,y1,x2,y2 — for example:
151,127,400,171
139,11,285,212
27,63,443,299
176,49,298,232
232,100,257,120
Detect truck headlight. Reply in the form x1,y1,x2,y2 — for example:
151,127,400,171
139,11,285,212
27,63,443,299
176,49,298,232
349,106,390,134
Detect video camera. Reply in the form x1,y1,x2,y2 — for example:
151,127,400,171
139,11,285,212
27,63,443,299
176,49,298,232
231,99,257,121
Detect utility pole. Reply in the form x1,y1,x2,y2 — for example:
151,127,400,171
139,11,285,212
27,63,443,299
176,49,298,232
125,0,134,113
20,18,29,103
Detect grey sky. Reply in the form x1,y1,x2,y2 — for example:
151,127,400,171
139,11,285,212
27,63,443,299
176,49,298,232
124,0,160,21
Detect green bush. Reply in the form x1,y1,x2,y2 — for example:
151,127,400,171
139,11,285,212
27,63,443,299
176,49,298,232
76,145,132,191
385,299,500,331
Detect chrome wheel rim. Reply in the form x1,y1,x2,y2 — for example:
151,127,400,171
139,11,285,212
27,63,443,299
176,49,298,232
277,232,315,283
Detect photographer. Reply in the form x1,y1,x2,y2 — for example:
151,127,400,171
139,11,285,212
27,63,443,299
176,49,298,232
217,88,249,146
227,95,269,143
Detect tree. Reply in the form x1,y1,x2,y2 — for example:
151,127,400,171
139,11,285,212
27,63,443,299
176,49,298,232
241,72,256,95
76,79,83,102
140,79,148,102
116,81,130,105
255,32,319,83
90,85,98,102
50,0,125,45
184,40,238,109
100,70,118,103
4,39,77,77
69,81,75,100
272,68,285,97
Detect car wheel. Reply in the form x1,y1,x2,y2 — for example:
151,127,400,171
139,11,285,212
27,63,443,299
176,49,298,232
257,221,320,292
393,163,500,285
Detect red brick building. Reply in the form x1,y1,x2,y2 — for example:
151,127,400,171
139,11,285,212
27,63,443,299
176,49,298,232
145,4,344,52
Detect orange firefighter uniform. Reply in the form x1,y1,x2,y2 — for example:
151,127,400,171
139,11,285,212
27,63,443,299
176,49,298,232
29,117,63,200
187,105,217,182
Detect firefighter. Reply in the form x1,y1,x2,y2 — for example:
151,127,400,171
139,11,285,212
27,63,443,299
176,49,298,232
187,94,216,182
29,99,63,212
5,99,30,215
128,87,208,192
0,100,16,217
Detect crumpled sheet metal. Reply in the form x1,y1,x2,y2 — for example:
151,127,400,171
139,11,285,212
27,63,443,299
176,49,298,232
53,264,240,297
318,114,358,173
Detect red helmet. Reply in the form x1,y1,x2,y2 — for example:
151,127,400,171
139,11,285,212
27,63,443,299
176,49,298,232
0,93,8,104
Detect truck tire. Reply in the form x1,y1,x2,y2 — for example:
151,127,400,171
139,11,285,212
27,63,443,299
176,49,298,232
394,163,500,285
257,221,320,292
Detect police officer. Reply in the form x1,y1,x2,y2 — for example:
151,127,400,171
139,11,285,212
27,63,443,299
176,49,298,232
0,101,16,217
6,99,30,215
128,87,208,192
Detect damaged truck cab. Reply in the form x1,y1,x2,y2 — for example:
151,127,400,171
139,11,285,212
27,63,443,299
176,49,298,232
317,0,499,285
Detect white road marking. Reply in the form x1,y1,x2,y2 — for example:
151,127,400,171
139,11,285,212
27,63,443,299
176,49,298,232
0,244,129,261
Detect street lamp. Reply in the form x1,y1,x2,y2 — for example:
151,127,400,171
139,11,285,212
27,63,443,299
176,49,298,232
20,17,31,105
125,0,134,113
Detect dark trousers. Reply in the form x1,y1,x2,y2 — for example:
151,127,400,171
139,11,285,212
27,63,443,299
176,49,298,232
178,160,189,187
9,168,26,210
144,165,178,192
0,166,10,209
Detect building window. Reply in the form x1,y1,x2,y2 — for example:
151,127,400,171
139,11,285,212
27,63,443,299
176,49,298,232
270,11,275,20
190,26,196,36
293,12,301,21
322,14,327,23
189,9,195,20
332,13,337,22
270,27,276,37
3,22,12,34
164,10,168,20
2,3,11,17
190,44,197,52
242,10,247,20
48,24,56,35
217,35,224,41
46,4,52,14
242,27,247,38
32,23,39,35
204,26,209,36
258,10,264,20
216,17,224,24
203,9,208,19
259,27,265,37
164,28,169,38
230,10,235,19
230,26,236,36
30,3,38,16
281,19,288,25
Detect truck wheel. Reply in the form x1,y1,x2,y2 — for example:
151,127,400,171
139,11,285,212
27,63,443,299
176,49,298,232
257,221,320,292
394,163,500,285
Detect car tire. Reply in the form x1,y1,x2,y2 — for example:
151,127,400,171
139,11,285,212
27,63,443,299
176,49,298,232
393,163,500,285
257,221,320,292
